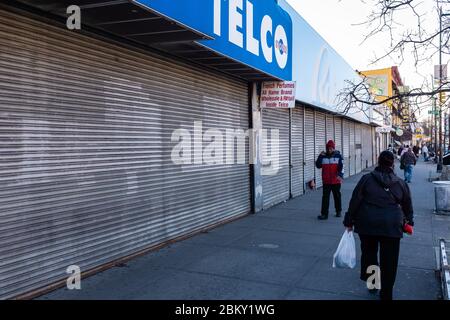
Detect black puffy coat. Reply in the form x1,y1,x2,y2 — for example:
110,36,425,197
401,150,417,166
343,167,414,238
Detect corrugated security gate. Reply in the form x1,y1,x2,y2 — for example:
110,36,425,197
0,10,251,299
373,127,378,165
343,120,351,178
314,111,326,189
376,132,381,161
304,108,315,190
326,115,334,143
334,117,343,158
261,108,290,209
355,124,362,174
380,133,387,152
291,106,304,197
350,122,356,176
362,125,373,169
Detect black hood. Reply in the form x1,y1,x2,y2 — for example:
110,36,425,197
372,167,398,188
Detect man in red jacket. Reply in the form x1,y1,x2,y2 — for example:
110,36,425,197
316,140,344,220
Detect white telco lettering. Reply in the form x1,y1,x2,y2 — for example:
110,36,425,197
214,0,221,36
229,0,244,48
215,0,288,68
274,25,288,68
261,15,273,63
246,0,259,56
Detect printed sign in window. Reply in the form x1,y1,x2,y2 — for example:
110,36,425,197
260,81,296,109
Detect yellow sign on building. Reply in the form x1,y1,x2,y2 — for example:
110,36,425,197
359,68,393,107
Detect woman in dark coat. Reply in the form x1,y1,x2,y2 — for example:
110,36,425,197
343,151,414,300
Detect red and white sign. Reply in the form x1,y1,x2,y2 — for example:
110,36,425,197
260,81,296,108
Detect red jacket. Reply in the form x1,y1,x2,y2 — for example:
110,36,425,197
315,151,344,185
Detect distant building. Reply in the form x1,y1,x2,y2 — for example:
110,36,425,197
360,67,415,147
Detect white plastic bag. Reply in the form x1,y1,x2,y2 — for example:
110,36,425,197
332,230,356,269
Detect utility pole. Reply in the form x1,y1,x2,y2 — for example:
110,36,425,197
434,97,438,155
439,6,443,171
432,74,437,156
438,8,450,170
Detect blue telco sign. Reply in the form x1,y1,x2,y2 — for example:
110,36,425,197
132,0,216,38
200,0,292,80
133,0,292,80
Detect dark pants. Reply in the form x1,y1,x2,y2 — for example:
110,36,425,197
359,235,401,300
321,184,342,216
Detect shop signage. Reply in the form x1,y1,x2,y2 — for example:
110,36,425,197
200,0,293,80
396,128,404,137
260,81,296,108
133,0,215,38
134,0,293,80
366,74,389,97
276,0,370,124
375,126,393,133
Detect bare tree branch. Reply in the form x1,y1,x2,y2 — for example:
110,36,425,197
337,0,450,137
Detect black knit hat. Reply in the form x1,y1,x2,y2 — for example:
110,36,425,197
378,150,395,168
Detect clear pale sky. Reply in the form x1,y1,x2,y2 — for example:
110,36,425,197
286,0,442,119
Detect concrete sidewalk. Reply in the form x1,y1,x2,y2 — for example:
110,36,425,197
40,160,443,300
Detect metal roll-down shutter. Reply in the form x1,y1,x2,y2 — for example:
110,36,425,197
355,124,362,174
326,114,334,143
373,127,378,166
349,122,356,176
261,108,290,209
291,106,304,197
304,108,315,191
334,117,343,160
362,125,373,169
343,120,351,178
314,111,326,189
0,9,251,299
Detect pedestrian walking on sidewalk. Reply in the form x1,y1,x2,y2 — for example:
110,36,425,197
400,147,417,183
343,151,414,300
315,140,344,220
387,144,394,154
422,144,429,162
397,146,403,160
412,145,420,157
400,145,409,157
